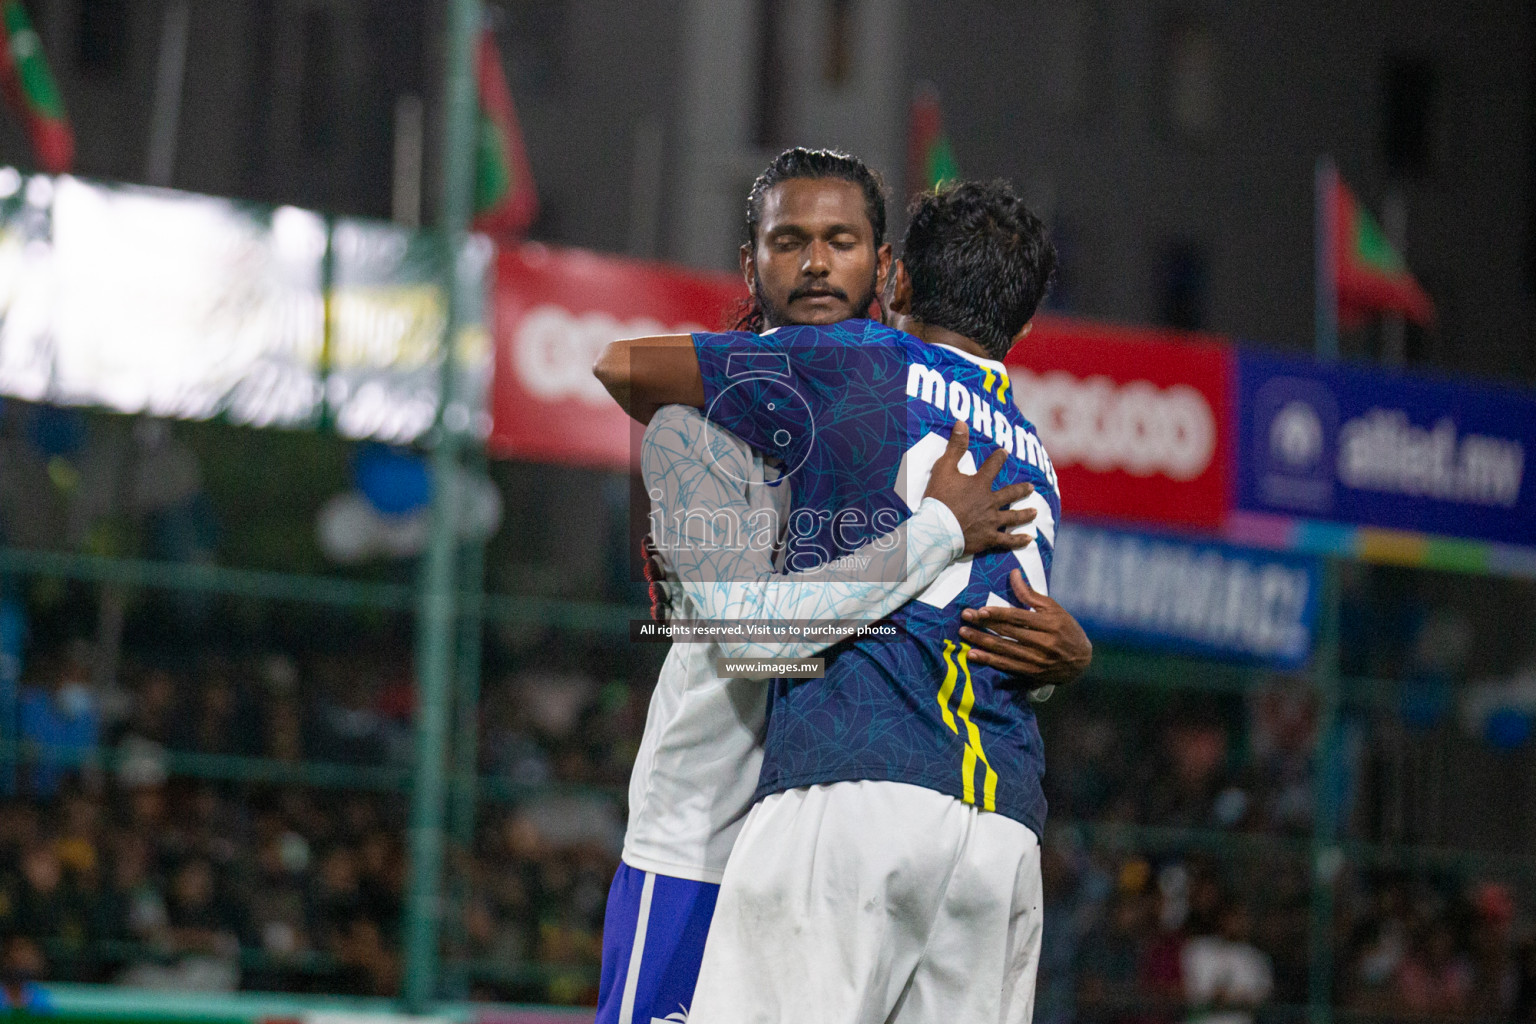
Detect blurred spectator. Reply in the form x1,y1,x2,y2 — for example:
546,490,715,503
313,846,364,944
1035,829,1106,1024
1395,919,1472,1020
172,666,258,758
116,670,178,748
1344,882,1408,1013
463,895,528,965
1181,902,1272,1024
250,827,310,952
482,678,553,787
1469,881,1519,1019
372,656,416,766
1515,937,1536,1023
1247,681,1317,832
0,934,52,1011
115,857,242,992
19,650,100,798
1144,715,1230,830
1079,884,1151,1021
1055,713,1131,821
165,859,238,958
97,834,166,946
0,803,39,872
55,791,102,880
356,830,402,928
311,664,388,767
8,840,91,958
329,916,399,997
1139,866,1191,1024
263,700,306,764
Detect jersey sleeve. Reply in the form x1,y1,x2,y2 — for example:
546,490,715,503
641,405,964,661
690,328,806,463
691,324,890,474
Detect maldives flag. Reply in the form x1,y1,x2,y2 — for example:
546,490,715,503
1324,165,1434,327
0,0,72,173
906,83,959,196
472,27,537,238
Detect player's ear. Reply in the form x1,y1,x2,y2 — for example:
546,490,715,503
1010,320,1034,346
739,243,755,288
887,261,913,315
874,242,893,294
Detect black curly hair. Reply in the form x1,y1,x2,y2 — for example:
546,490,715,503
732,147,888,332
901,180,1057,360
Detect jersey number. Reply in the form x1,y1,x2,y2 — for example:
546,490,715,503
896,431,1051,608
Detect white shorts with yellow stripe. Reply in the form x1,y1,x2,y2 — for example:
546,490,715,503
686,780,1043,1024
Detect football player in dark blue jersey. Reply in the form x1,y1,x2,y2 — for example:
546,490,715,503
601,149,1088,685
596,154,1090,1024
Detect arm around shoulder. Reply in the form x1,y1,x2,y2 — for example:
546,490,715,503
593,334,706,424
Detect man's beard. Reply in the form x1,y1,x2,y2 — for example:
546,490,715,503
753,268,879,330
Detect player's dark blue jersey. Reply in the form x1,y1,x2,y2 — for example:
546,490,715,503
691,319,1061,837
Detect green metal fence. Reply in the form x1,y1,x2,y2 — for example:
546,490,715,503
0,2,1531,1019
3,527,1534,1019
3,345,1531,1015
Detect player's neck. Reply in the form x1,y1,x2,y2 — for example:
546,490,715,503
896,319,994,362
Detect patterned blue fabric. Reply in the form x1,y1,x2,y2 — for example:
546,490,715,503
691,319,1061,837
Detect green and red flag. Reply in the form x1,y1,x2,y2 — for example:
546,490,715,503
0,0,71,173
472,26,537,238
1323,164,1434,327
907,83,959,196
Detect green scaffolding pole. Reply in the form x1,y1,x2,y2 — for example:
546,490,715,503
1306,559,1344,1024
445,491,488,999
402,0,481,1011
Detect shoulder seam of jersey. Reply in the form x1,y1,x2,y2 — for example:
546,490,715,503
928,341,1009,375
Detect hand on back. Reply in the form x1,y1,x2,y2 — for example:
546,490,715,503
922,420,1037,557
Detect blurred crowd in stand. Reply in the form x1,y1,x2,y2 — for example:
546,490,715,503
1038,831,1536,1024
3,625,1536,1018
1035,680,1536,1024
0,636,648,1005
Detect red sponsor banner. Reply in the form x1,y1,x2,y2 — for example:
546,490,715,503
488,246,1235,533
1004,316,1234,530
489,243,746,468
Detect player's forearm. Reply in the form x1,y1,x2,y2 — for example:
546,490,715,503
697,499,965,660
644,405,964,660
593,335,706,423
767,497,964,643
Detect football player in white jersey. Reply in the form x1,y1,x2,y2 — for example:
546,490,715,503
592,150,1090,1024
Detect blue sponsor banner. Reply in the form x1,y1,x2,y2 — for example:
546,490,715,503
1051,523,1319,667
1236,351,1535,546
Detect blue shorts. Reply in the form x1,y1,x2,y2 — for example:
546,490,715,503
595,863,720,1024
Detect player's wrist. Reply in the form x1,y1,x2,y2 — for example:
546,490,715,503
917,496,966,561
